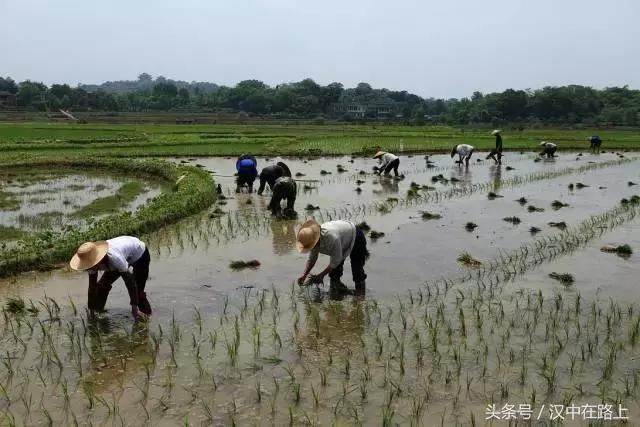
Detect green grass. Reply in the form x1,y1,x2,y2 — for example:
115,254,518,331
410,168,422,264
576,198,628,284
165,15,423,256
0,190,20,210
0,225,27,240
71,181,146,218
0,122,639,159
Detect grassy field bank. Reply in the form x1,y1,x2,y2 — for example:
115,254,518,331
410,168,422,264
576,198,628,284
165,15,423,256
0,122,638,160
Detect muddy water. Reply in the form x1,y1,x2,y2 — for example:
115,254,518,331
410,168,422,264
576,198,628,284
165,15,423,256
1,152,639,426
0,172,164,231
1,153,638,321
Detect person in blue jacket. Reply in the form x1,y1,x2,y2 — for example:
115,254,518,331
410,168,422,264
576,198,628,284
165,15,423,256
235,154,258,193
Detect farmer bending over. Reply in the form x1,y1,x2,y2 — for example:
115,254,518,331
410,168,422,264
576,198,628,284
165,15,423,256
540,141,557,158
258,161,292,195
70,236,152,321
373,151,400,176
589,135,602,154
269,176,297,217
451,144,474,167
297,219,369,295
235,154,258,193
486,130,503,164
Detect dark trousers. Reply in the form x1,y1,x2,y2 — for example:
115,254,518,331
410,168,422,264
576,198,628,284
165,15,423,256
88,249,152,314
269,181,296,214
236,172,257,192
329,228,368,290
542,147,557,158
383,158,400,176
486,149,503,164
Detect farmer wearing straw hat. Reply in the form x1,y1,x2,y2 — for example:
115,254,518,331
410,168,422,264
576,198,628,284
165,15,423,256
451,144,474,167
539,141,557,158
373,151,400,177
70,236,152,321
296,219,369,294
235,154,258,193
258,161,292,195
486,130,503,165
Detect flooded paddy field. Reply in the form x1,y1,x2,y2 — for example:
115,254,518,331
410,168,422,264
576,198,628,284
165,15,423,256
0,170,164,240
0,151,639,425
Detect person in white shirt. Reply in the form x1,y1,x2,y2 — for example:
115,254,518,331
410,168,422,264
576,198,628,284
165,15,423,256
296,219,369,295
70,236,151,320
373,151,400,177
451,144,475,167
540,141,557,158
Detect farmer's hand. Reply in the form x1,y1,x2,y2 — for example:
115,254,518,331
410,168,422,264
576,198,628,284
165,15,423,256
297,275,307,286
309,273,325,284
132,305,148,322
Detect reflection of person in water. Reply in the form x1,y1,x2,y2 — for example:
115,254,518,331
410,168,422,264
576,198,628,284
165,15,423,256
489,164,502,192
379,176,399,193
85,315,151,391
298,299,365,350
270,220,297,256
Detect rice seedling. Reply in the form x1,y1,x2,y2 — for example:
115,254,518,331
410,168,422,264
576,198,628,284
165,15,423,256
576,182,589,189
505,166,515,171
516,197,528,205
355,187,362,193
503,216,521,225
568,183,575,190
548,221,567,230
457,252,482,267
549,272,575,286
295,172,305,177
420,211,441,220
600,244,633,256
487,192,503,200
527,205,544,212
551,200,569,209
465,222,478,232
4,297,26,315
229,259,261,270
357,221,371,231
320,170,331,175
369,230,385,240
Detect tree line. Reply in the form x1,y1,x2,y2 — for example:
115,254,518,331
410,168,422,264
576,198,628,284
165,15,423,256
1,73,639,125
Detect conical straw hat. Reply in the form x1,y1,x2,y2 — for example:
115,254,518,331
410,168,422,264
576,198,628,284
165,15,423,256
296,219,321,253
70,241,108,271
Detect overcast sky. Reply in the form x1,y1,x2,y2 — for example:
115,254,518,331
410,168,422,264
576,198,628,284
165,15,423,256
2,0,639,98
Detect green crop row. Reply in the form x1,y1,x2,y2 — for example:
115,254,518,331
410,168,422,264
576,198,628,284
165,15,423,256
0,158,216,277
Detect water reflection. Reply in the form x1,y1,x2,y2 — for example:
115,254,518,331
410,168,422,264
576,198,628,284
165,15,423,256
270,220,297,255
378,176,399,193
489,165,502,191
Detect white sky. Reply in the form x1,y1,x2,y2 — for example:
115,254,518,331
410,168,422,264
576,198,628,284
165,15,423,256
2,0,639,98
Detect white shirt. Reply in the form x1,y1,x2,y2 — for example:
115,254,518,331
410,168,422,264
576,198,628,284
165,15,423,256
456,144,474,157
542,142,557,149
378,152,399,168
106,236,146,273
308,221,357,269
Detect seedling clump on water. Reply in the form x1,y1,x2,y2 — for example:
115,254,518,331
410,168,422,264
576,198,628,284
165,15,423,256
600,244,633,256
229,260,261,270
548,221,567,230
549,272,575,286
516,197,528,205
369,230,385,240
465,222,478,232
529,226,542,235
528,205,544,212
551,200,569,209
503,216,521,225
305,204,320,211
488,192,503,200
357,221,371,231
457,252,481,267
420,211,442,220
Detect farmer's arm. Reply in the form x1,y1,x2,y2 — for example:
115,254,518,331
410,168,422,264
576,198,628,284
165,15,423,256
298,250,319,283
314,239,342,280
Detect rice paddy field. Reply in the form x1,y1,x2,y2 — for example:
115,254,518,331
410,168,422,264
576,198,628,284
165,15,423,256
0,122,639,426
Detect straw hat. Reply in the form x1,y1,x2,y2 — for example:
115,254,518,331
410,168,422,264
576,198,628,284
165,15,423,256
296,219,321,253
539,141,548,146
70,241,108,271
373,151,386,159
491,129,501,135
